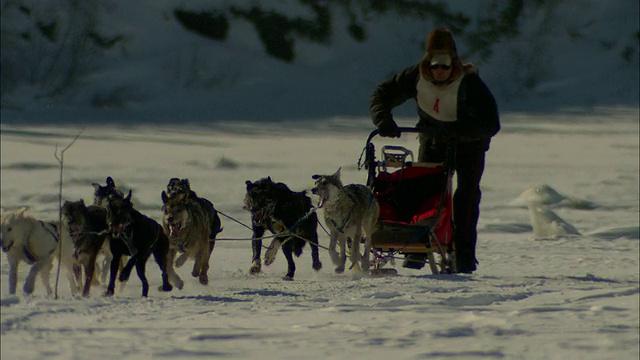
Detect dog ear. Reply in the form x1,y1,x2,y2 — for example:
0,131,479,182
312,174,321,180
106,177,115,187
334,168,341,177
245,180,253,190
16,207,28,218
125,190,132,202
92,183,100,190
168,178,179,186
161,191,168,204
182,179,190,188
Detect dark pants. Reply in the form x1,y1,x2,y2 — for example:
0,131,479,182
419,137,487,272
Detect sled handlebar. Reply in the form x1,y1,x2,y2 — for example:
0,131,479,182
366,127,427,145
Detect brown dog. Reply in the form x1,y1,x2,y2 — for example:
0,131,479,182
161,178,221,285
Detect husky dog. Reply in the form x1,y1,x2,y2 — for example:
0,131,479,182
92,176,138,258
0,208,81,295
161,179,221,285
312,168,380,276
166,178,190,200
62,199,114,297
244,177,322,280
105,191,177,297
92,176,124,208
164,178,222,243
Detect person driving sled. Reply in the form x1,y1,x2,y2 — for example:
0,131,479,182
369,28,500,274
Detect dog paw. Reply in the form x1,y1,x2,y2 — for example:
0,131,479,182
198,274,209,285
23,283,34,295
264,252,276,266
282,275,294,281
334,266,345,274
170,275,184,290
361,261,370,272
249,263,262,275
312,260,323,271
158,283,173,292
329,252,340,266
175,253,189,268
104,288,115,297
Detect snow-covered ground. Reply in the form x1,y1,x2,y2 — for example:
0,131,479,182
1,110,638,359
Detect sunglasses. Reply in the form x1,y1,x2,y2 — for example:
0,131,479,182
429,64,451,70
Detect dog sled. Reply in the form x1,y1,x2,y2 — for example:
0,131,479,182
361,127,455,275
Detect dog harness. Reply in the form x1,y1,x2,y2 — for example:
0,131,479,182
116,226,139,256
23,221,59,264
22,246,37,264
41,221,60,244
329,191,375,234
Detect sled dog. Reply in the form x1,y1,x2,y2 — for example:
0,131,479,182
243,177,322,280
164,178,222,243
62,199,115,297
92,176,131,283
105,191,177,297
161,178,221,285
0,208,81,295
92,176,124,208
312,168,380,276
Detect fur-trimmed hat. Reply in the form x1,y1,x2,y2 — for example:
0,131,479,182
419,28,463,83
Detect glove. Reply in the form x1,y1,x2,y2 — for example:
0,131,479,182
377,120,401,138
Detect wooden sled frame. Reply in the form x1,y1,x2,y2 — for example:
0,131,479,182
362,128,455,274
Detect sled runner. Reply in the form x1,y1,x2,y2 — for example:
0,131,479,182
361,127,455,275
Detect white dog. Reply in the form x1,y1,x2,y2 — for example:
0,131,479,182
0,208,80,295
312,168,380,277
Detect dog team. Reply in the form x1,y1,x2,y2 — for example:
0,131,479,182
0,169,380,297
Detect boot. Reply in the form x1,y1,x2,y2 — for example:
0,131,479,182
455,253,477,274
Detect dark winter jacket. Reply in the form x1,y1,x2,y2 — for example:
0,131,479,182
370,64,500,148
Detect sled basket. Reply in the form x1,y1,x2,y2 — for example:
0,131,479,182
361,128,455,273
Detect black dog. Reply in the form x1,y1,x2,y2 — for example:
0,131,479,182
105,190,175,297
92,176,124,208
62,199,110,297
92,176,140,259
244,177,322,280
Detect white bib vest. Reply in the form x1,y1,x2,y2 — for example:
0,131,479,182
416,76,463,122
